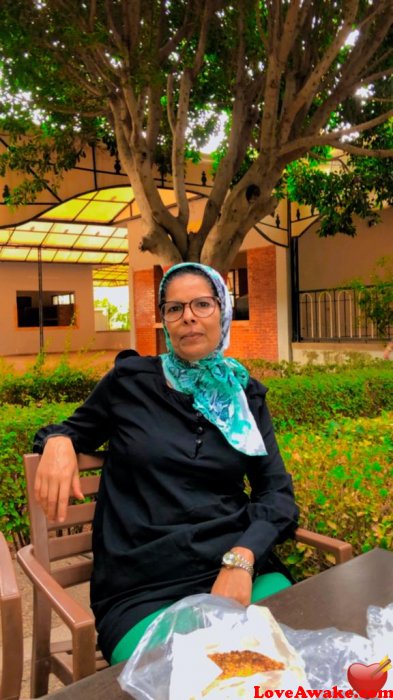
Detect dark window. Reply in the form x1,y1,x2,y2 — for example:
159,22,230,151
16,291,75,328
227,268,249,320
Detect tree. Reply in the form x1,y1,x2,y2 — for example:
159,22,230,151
94,297,130,331
0,1,392,273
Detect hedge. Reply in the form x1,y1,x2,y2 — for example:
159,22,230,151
1,398,392,579
265,369,393,430
1,356,392,579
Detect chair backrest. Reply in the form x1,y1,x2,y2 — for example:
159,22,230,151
23,452,104,587
0,532,23,700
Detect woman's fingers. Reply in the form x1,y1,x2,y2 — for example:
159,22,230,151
33,436,79,522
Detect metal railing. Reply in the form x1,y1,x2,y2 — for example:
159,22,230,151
298,286,392,342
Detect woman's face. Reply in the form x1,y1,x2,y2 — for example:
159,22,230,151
163,273,221,361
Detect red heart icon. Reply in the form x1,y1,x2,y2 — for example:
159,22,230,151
347,663,388,699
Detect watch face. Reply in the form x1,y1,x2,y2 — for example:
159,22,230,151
223,552,236,566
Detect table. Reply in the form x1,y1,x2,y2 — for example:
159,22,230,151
41,548,393,700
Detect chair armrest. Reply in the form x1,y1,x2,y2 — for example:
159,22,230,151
294,527,353,564
0,533,23,700
17,545,94,631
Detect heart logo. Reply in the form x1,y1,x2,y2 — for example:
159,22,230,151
347,662,388,699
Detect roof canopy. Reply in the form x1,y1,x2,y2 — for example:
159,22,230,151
0,186,202,285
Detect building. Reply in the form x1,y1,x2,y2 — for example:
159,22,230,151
1,138,392,361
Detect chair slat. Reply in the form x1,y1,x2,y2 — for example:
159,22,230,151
52,560,93,588
47,502,96,531
79,474,100,496
48,531,93,561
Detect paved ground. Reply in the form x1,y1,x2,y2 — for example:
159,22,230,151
1,549,91,698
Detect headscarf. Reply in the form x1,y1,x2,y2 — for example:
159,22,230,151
159,262,267,457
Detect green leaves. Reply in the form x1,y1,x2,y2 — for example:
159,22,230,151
276,410,393,579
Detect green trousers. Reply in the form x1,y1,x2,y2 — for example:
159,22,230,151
111,572,291,664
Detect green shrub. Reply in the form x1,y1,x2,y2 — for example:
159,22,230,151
276,411,393,579
1,398,391,583
265,369,393,430
0,402,78,547
0,363,99,405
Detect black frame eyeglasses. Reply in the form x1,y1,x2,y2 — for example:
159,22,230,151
159,296,220,322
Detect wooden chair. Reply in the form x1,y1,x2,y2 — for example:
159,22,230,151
0,532,23,700
18,453,353,698
17,453,107,698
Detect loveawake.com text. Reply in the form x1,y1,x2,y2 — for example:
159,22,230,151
253,687,393,699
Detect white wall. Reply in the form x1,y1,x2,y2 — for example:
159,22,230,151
0,262,129,356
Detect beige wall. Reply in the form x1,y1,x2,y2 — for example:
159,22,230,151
298,206,393,290
0,261,130,356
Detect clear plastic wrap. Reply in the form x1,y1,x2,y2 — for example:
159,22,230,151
118,593,308,700
118,596,393,700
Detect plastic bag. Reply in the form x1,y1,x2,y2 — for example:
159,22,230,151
281,601,393,689
119,596,393,699
118,593,308,700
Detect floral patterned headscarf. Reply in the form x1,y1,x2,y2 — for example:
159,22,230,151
159,263,266,457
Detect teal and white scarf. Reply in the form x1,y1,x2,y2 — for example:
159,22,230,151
159,262,267,457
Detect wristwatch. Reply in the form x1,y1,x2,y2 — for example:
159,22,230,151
221,550,254,577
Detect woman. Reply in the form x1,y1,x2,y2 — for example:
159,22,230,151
33,262,299,665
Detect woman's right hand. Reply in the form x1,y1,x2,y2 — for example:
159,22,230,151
34,436,84,523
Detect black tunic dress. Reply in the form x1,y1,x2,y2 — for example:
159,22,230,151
33,353,299,661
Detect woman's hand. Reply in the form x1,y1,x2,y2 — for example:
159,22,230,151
210,546,255,607
34,436,83,523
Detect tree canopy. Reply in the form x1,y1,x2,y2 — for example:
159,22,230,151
0,0,392,271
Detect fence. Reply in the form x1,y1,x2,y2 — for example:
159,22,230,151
299,286,392,342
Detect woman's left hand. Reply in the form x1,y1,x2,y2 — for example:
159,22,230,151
210,567,252,607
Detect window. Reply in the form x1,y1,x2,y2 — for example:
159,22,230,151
227,267,249,320
52,293,75,305
16,291,76,327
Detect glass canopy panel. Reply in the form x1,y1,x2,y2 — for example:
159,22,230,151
40,199,89,220
53,250,82,262
93,265,129,285
94,187,133,202
78,251,106,263
10,231,46,245
73,235,107,250
83,224,117,237
0,247,30,260
102,252,127,263
45,233,79,248
103,238,128,251
78,191,96,200
112,228,128,238
0,230,11,244
26,249,57,262
18,220,53,232
74,201,125,222
50,222,86,235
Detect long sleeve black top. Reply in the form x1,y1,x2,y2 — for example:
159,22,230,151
33,353,299,661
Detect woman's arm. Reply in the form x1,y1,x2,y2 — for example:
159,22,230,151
233,386,299,570
211,381,299,605
33,370,114,521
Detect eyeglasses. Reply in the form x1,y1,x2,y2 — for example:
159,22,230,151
160,296,220,322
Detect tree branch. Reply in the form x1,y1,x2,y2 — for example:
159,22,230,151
159,0,195,63
281,0,359,138
88,0,97,31
279,108,393,157
327,142,393,158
